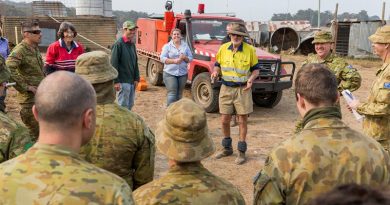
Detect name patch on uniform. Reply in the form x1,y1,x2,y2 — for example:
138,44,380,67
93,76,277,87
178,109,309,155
384,82,390,89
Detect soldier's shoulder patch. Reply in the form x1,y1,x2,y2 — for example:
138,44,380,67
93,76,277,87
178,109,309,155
384,82,390,89
347,64,353,69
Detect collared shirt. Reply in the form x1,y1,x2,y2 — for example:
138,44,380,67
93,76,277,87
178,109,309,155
160,40,193,76
60,39,79,52
123,35,132,44
0,143,135,205
215,42,259,86
253,115,390,205
0,37,10,59
303,53,361,92
44,39,84,73
133,162,245,205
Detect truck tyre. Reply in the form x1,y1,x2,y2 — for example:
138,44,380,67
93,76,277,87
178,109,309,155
252,91,283,108
147,59,163,86
191,72,219,113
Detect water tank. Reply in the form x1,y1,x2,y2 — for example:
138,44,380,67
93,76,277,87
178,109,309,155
76,0,104,16
103,0,112,17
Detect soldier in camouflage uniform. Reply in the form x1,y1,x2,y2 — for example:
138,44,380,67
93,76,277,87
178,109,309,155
6,19,44,141
75,51,155,190
349,26,390,151
0,55,33,163
253,64,390,205
0,71,134,205
133,98,245,205
303,31,362,92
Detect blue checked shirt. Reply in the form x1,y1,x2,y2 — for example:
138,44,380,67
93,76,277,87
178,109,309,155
160,40,193,76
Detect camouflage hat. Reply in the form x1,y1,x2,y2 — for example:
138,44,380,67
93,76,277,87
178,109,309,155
156,98,215,162
75,51,118,84
312,31,334,44
227,23,249,37
369,25,390,43
122,20,138,30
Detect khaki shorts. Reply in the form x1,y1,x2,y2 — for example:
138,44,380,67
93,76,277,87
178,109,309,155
219,84,253,115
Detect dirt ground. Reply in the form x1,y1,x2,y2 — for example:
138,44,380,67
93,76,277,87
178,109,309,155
4,54,382,204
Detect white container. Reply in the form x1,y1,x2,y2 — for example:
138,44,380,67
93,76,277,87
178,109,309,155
103,0,112,17
76,0,104,16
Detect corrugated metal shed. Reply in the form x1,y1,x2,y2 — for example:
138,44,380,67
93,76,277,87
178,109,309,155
32,1,67,17
333,20,383,58
1,16,116,52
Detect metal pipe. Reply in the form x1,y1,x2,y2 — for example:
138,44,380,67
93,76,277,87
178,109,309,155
382,1,386,25
318,0,321,28
14,26,18,44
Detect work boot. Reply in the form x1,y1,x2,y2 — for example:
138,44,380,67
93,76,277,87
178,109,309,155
215,147,233,159
215,137,233,159
235,141,247,165
235,151,246,165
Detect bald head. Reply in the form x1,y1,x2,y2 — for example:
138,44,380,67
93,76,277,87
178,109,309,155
35,71,96,128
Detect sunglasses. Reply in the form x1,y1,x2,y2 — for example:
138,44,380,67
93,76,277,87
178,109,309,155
230,34,243,38
25,30,41,35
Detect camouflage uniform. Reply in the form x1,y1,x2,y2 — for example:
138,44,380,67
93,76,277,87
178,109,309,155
0,143,135,205
134,162,246,205
356,26,390,150
76,51,155,190
134,99,245,205
303,53,361,92
303,31,362,92
80,103,155,190
254,107,390,205
6,40,44,140
0,111,33,163
0,55,9,112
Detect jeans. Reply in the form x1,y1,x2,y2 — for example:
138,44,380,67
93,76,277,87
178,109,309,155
117,83,135,110
163,72,187,106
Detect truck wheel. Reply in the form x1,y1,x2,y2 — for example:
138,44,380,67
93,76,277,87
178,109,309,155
191,72,219,113
252,91,283,108
147,59,163,86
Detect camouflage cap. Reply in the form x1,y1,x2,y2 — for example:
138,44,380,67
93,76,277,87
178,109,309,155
312,31,334,44
122,20,138,30
369,25,390,43
156,98,215,162
227,23,249,37
75,51,118,84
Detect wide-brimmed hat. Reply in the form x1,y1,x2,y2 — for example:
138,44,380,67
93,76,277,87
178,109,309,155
227,23,249,37
312,31,334,44
122,20,138,30
75,51,118,84
369,25,390,43
156,98,215,162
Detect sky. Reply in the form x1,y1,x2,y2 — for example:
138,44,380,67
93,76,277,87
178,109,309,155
10,0,390,21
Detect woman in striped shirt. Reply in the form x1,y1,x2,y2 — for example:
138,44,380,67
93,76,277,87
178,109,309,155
44,22,84,75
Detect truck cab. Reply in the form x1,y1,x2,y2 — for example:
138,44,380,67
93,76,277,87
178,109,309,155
136,3,295,112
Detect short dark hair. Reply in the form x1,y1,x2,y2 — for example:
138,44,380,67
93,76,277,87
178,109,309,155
295,63,338,106
308,183,390,205
21,19,39,32
35,71,96,128
57,21,77,38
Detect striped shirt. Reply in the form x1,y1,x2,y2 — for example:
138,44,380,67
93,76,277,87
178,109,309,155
44,39,84,74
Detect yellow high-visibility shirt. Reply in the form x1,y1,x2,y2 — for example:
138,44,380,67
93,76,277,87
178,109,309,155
216,42,258,83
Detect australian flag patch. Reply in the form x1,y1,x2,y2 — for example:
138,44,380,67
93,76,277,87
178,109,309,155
384,82,390,89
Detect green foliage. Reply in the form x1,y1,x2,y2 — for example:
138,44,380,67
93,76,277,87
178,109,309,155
112,10,149,29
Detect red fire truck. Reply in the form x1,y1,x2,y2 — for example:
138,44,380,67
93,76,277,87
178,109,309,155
136,1,295,112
